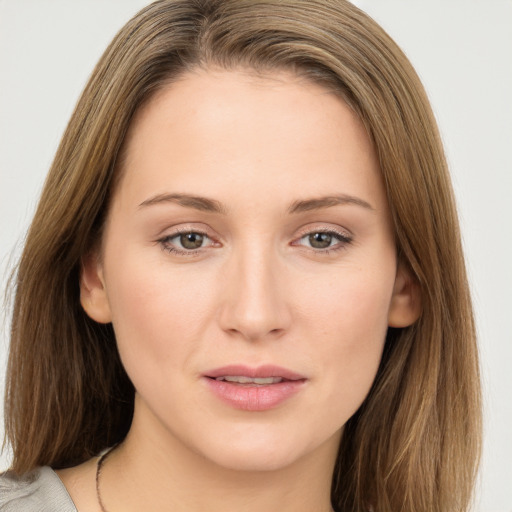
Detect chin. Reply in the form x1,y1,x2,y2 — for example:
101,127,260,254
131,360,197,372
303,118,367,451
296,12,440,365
189,423,340,474
201,443,306,473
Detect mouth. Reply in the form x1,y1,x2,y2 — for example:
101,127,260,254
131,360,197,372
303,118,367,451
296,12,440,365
204,364,306,381
203,365,307,411
212,376,286,386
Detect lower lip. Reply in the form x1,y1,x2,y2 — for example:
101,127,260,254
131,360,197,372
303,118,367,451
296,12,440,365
204,378,306,411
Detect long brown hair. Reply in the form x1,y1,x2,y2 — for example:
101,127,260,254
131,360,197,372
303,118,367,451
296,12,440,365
4,1,481,510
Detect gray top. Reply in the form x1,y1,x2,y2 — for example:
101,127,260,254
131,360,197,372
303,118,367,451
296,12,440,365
0,467,77,511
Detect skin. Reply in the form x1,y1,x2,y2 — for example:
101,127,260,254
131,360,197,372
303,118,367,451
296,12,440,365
58,68,419,512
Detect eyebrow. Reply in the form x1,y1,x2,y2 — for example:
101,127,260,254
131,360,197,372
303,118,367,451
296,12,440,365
287,195,374,214
138,193,228,214
138,193,374,215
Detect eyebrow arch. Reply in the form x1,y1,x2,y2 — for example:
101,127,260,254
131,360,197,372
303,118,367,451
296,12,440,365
138,192,374,215
287,195,374,214
138,193,227,214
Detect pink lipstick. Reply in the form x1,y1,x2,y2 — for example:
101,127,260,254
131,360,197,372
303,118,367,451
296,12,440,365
203,365,306,411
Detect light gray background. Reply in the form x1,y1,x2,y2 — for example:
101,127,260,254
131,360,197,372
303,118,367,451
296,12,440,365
1,1,511,511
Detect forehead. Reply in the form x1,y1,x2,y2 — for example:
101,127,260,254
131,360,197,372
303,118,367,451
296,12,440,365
116,67,386,214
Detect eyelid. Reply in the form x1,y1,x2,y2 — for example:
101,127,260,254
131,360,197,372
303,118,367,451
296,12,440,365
156,221,223,243
294,224,353,239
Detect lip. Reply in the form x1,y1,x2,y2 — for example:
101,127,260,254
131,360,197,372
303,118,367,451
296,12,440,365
204,364,306,381
203,365,307,411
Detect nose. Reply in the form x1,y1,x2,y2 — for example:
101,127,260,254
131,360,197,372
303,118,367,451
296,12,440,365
217,244,291,342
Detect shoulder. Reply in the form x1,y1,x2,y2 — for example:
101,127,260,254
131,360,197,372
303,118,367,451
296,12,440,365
0,467,77,512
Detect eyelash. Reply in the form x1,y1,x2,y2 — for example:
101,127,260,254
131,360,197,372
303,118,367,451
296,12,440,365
157,228,216,257
157,227,353,257
293,228,353,255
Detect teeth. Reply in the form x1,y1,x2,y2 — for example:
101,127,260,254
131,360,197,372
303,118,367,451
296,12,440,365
215,376,283,384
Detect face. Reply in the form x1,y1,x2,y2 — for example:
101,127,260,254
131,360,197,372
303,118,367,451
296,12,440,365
81,68,419,472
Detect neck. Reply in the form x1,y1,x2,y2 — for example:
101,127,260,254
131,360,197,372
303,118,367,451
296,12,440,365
101,397,339,512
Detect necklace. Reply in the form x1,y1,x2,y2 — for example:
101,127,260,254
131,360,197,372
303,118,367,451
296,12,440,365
96,446,116,512
95,446,337,512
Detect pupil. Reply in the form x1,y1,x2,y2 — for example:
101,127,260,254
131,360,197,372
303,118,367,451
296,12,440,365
309,232,332,249
180,233,204,249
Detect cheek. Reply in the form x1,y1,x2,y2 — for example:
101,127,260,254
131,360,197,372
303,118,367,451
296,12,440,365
103,253,217,378
304,263,394,344
301,265,394,407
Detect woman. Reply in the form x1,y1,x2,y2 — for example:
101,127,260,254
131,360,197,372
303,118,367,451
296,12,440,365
1,1,481,511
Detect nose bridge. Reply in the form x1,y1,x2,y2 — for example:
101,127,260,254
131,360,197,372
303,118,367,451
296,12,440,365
218,238,290,341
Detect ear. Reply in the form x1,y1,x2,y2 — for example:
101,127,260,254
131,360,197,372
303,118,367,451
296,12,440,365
80,251,112,324
388,263,421,327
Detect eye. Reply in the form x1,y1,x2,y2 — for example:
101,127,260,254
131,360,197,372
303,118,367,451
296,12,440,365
158,230,215,255
294,229,352,252
175,232,208,250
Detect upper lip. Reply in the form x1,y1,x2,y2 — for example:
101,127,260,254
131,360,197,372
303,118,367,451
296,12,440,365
204,364,306,381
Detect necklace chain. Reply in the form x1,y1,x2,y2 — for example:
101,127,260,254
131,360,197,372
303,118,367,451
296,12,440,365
96,446,116,512
95,445,336,512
